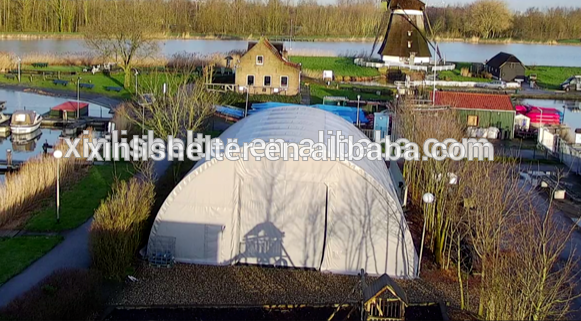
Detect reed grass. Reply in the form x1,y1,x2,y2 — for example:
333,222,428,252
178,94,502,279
0,129,92,229
89,176,155,280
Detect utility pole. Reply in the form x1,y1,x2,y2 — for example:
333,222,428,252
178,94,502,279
17,57,21,83
77,77,81,119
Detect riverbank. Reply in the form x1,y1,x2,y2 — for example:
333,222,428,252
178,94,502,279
1,32,581,46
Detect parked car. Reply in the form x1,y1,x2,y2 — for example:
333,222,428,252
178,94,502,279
489,80,507,89
561,76,581,92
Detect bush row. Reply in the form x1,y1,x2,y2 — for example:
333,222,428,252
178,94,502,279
89,176,156,280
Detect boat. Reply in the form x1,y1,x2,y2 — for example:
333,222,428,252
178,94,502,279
10,110,43,134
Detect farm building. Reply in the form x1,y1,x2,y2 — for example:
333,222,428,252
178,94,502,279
49,101,89,119
485,52,526,82
234,37,301,96
148,106,418,277
431,91,516,139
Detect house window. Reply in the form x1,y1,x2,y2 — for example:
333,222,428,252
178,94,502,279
247,75,254,86
408,30,412,36
467,115,479,127
407,41,412,48
281,76,288,87
256,55,263,65
264,76,271,86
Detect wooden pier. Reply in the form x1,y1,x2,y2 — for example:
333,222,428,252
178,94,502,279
0,113,111,136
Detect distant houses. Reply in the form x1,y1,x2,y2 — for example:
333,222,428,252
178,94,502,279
485,52,525,82
431,91,516,139
234,37,301,96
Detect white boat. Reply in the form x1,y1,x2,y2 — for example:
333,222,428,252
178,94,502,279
10,110,43,134
0,101,9,125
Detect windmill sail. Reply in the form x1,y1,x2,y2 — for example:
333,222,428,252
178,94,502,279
378,0,432,65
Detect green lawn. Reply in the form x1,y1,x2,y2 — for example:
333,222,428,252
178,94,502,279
290,56,380,77
0,65,131,99
526,65,581,90
557,39,581,44
438,62,492,82
309,83,392,104
25,163,135,232
0,236,63,285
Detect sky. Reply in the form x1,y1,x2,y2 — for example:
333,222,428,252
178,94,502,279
425,0,579,11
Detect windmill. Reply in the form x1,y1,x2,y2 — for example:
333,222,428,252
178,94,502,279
371,0,442,65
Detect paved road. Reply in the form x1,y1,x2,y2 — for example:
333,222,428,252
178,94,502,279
0,159,172,308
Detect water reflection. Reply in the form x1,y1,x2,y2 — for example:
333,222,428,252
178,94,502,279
10,129,42,153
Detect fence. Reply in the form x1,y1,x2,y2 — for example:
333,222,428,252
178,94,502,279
353,58,456,72
538,127,581,175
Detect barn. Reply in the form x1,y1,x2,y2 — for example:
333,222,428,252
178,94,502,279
147,106,418,278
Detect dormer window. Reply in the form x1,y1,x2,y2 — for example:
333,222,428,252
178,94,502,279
256,55,263,65
408,30,412,36
407,41,412,48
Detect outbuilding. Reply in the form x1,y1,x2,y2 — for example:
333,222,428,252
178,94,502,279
431,91,516,139
485,52,526,82
148,106,418,277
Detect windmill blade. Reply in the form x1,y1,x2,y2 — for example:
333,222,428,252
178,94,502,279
423,2,443,61
395,3,438,55
370,9,391,58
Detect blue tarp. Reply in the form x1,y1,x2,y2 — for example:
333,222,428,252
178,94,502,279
244,102,369,124
215,105,245,118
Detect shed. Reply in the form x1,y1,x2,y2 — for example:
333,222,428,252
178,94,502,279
431,91,516,139
514,114,531,132
485,52,525,82
148,106,418,277
374,111,390,140
49,101,89,119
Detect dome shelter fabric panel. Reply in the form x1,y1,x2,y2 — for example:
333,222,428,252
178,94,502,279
147,106,418,278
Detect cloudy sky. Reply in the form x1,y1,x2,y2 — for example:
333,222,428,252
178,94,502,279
425,0,579,11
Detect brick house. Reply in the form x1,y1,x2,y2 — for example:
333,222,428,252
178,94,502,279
235,37,301,95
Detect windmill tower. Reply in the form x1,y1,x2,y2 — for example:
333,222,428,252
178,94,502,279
376,0,432,65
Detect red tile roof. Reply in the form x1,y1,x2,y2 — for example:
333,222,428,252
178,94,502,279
51,101,89,112
258,38,301,69
430,91,514,112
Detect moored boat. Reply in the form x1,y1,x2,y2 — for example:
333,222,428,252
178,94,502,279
10,110,43,134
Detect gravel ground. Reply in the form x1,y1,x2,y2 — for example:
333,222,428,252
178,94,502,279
111,263,441,307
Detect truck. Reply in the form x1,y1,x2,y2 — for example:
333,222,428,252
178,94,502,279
561,76,581,92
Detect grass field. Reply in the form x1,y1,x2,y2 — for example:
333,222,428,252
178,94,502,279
557,39,581,44
438,62,492,83
0,236,63,285
309,83,392,104
0,65,132,99
25,163,135,232
289,57,380,77
526,65,581,90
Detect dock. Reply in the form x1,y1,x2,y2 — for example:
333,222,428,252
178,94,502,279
0,113,111,136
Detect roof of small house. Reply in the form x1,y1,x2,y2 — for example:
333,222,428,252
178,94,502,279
430,91,515,112
485,52,523,69
246,38,300,69
51,101,89,112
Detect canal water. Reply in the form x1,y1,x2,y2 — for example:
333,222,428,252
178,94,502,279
0,88,110,163
1,39,580,67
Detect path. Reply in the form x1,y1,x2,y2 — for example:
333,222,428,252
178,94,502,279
0,159,172,308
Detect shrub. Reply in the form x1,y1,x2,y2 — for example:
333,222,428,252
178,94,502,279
0,268,103,320
0,130,92,228
89,177,155,280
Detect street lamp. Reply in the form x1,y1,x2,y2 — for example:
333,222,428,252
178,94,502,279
16,57,21,83
54,150,63,223
239,86,249,117
356,95,361,128
76,77,82,119
134,69,139,95
418,192,435,277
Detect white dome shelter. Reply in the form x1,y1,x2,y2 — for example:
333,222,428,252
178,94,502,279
148,106,418,278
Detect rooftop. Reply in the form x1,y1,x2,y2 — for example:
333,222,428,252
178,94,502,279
51,101,89,112
247,37,300,69
485,52,523,69
430,91,515,112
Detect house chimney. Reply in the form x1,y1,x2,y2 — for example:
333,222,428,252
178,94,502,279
282,50,289,61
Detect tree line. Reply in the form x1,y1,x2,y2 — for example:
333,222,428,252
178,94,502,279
0,0,580,41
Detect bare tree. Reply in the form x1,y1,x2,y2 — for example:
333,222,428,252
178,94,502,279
118,70,218,140
83,0,161,89
467,0,512,39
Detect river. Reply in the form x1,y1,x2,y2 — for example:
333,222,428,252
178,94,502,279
1,39,581,67
0,88,109,163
